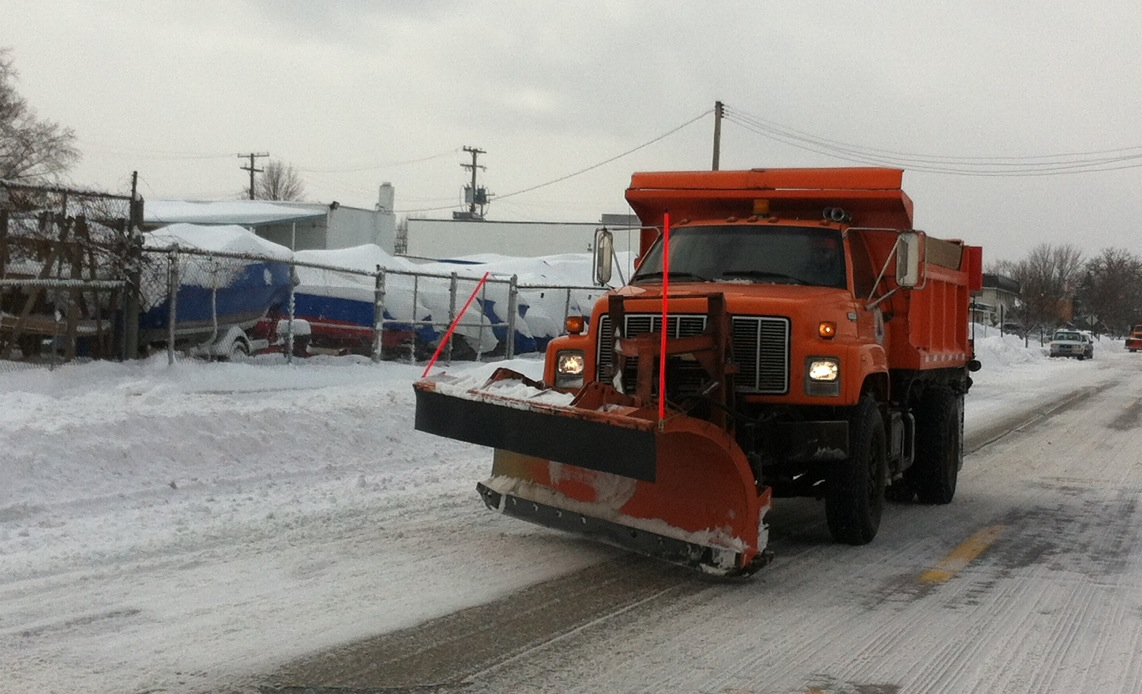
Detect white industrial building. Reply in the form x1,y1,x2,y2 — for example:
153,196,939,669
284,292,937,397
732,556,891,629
143,183,398,253
401,213,641,260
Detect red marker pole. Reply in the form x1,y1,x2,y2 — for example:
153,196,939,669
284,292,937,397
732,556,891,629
659,212,670,424
422,271,491,378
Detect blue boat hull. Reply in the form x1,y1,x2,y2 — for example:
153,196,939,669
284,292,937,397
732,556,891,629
139,261,293,343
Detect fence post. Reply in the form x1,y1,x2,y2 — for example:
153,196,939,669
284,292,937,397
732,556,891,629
372,264,385,363
123,184,143,359
446,272,458,364
0,208,6,358
506,274,518,359
475,279,488,362
286,265,297,364
166,248,179,365
0,206,9,272
563,288,573,331
410,273,420,363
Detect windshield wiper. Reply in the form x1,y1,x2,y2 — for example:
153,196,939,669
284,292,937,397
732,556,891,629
719,269,805,284
632,270,710,283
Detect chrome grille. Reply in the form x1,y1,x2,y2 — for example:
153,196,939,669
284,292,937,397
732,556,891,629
596,313,790,395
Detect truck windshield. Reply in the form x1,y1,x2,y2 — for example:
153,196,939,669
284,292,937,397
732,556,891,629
632,225,846,289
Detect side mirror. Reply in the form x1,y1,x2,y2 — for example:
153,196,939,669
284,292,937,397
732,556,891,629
594,228,613,285
896,231,923,288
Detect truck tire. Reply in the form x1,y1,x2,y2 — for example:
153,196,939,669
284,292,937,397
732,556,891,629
910,386,962,504
826,396,887,545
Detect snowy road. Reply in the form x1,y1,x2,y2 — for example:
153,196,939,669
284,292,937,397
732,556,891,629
267,352,1142,693
2,334,1141,692
454,372,1142,693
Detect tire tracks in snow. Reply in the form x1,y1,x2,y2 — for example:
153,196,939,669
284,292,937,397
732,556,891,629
259,369,1142,693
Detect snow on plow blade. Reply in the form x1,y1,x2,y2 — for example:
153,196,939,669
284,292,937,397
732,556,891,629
413,369,772,576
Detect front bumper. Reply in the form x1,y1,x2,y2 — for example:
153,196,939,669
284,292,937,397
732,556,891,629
757,420,849,462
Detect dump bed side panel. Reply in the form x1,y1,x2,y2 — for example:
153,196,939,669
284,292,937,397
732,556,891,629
881,240,980,371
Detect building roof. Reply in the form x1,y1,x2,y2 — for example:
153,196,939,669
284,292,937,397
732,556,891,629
144,200,330,227
982,273,1021,294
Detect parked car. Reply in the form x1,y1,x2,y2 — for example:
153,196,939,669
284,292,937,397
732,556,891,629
1049,330,1094,360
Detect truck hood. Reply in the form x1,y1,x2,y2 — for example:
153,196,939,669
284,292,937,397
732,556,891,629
612,281,857,315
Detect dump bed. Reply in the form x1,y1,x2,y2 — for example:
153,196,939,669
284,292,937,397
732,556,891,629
626,168,915,256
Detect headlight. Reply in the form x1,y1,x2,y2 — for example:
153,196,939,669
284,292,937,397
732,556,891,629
557,351,585,375
805,357,840,397
555,350,585,388
808,358,839,381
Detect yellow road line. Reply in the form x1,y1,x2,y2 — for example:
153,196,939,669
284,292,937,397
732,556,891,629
918,525,1006,585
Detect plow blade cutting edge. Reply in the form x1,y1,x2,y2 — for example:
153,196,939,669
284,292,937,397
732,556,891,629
413,370,773,576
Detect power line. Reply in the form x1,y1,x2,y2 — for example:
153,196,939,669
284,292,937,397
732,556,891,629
76,141,237,160
396,109,714,215
723,105,1142,176
494,109,713,201
296,148,461,173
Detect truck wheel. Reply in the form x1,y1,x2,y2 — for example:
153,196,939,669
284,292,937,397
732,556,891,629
826,396,887,545
910,386,962,504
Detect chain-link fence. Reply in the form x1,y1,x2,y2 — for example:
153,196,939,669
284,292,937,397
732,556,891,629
2,180,607,369
136,244,606,367
0,180,138,367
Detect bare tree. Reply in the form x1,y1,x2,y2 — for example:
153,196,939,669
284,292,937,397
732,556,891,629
1078,248,1142,335
254,160,305,201
0,48,79,182
1004,243,1085,331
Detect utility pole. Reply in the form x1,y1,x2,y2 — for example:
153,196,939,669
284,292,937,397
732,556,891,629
461,146,486,218
238,152,269,199
712,100,723,171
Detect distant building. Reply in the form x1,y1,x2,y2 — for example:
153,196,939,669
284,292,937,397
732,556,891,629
401,216,640,260
143,184,397,253
974,273,1021,326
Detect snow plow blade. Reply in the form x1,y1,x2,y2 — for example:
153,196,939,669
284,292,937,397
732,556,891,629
413,369,772,576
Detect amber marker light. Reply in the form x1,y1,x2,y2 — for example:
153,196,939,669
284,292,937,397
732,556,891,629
818,321,837,339
565,315,586,335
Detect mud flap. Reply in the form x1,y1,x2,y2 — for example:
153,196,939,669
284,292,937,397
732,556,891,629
413,372,773,575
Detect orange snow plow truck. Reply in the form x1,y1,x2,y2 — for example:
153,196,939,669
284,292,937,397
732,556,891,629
414,167,982,576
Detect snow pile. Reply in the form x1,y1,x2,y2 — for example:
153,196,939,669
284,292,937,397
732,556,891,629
973,330,1046,367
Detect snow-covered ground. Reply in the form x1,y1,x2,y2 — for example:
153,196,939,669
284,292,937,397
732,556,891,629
0,327,1122,692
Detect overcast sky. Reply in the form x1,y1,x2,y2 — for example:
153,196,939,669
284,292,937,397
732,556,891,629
6,1,1142,263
